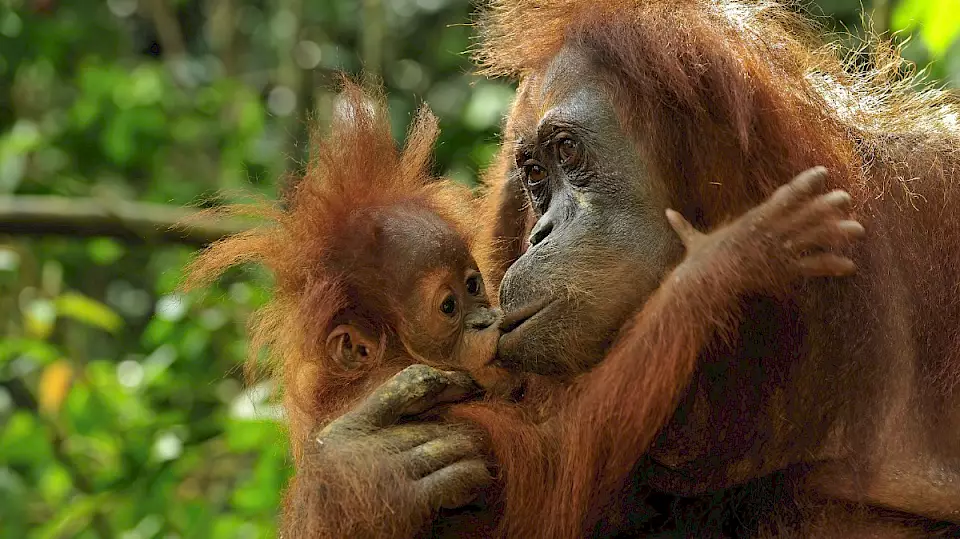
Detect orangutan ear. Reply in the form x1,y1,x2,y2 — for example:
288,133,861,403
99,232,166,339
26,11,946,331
326,324,378,368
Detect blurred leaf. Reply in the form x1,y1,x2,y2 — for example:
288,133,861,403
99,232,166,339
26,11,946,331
55,291,123,333
893,0,960,57
38,464,73,504
116,66,165,108
0,119,42,161
462,83,515,130
211,514,261,539
33,493,105,539
102,113,136,164
38,360,73,415
23,298,57,339
0,339,60,368
142,317,176,347
0,246,20,272
0,411,52,465
87,238,125,265
225,419,281,452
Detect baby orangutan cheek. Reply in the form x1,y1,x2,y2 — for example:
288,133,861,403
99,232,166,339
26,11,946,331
456,328,515,394
472,364,525,400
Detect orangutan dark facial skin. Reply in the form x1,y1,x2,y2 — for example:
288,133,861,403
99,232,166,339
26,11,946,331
496,46,683,375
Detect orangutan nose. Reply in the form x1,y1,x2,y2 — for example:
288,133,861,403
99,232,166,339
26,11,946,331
528,207,559,247
465,307,501,331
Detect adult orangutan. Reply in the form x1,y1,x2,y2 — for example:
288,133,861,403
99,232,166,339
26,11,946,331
469,0,960,536
304,0,960,537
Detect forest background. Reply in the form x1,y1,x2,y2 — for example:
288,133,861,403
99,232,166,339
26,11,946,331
1,0,957,537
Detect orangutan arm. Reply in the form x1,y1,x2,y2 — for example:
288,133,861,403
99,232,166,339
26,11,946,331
281,365,492,539
561,167,864,532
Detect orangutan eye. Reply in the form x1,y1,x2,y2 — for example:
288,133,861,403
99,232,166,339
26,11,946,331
557,135,580,167
440,294,458,316
466,275,483,296
523,160,547,186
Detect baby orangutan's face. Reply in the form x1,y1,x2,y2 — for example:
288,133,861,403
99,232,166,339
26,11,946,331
392,215,514,394
324,206,519,396
401,258,509,391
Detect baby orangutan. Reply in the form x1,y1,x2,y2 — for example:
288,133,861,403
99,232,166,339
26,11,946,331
186,82,864,538
185,81,512,537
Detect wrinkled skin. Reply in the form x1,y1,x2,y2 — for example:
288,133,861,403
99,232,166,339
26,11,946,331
492,44,960,534
283,364,497,539
495,48,681,375
309,364,492,510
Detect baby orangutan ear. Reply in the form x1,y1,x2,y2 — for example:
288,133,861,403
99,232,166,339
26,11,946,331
326,324,378,368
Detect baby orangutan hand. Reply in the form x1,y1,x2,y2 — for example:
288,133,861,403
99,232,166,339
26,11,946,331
313,364,491,509
666,166,864,295
282,365,491,539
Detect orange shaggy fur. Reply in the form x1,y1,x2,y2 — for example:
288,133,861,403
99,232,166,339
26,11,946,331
184,0,960,536
183,82,504,537
466,0,960,537
183,82,482,463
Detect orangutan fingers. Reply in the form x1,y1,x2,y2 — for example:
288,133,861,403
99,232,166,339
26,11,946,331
665,208,704,249
796,253,857,277
788,189,854,228
787,219,866,253
400,433,485,479
416,459,492,510
821,189,854,211
396,373,483,418
346,364,480,429
768,166,829,211
367,423,454,453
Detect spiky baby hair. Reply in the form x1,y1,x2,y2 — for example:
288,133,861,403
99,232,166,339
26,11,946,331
183,81,478,459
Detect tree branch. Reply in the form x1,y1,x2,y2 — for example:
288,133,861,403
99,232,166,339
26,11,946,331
362,0,384,83
871,0,894,35
206,0,238,75
145,0,187,60
0,195,249,246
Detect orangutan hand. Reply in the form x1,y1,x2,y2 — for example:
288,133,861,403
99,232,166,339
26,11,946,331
666,166,865,294
309,364,492,511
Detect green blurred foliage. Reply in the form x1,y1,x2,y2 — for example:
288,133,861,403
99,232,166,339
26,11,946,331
0,0,957,537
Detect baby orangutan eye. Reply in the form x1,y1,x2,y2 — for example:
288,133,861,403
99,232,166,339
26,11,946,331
440,294,458,317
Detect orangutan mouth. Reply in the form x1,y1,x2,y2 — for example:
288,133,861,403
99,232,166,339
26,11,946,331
498,297,555,333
